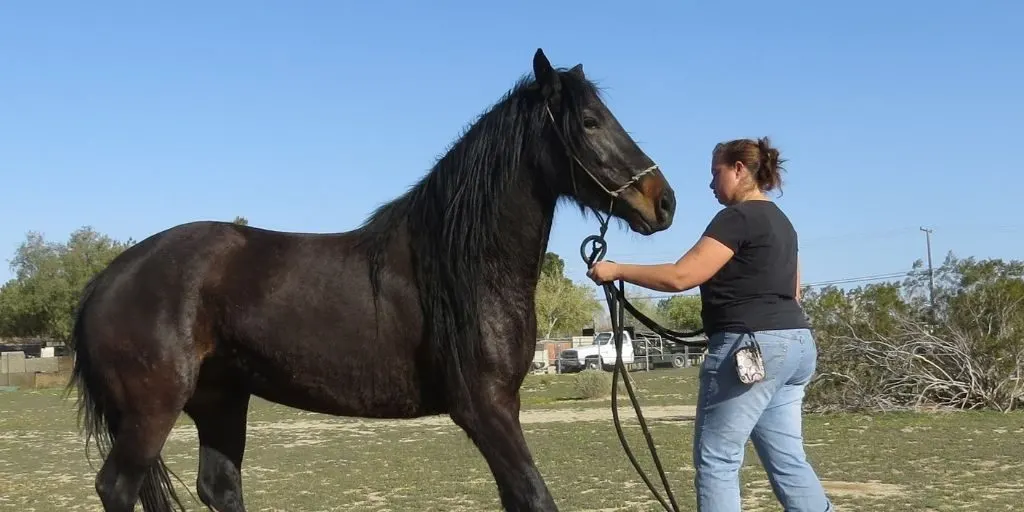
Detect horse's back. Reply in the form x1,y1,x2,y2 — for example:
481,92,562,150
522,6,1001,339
81,219,391,345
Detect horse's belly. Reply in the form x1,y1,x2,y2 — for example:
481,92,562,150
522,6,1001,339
217,242,435,418
249,383,441,419
227,338,444,419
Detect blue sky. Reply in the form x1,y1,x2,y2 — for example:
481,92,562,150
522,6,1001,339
1,1,1021,296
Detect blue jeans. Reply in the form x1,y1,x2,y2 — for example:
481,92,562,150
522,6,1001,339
692,328,832,512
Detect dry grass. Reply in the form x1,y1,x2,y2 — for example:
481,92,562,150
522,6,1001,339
0,368,1021,511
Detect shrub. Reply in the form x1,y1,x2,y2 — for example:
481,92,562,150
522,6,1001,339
803,255,1024,413
573,370,612,399
572,369,639,400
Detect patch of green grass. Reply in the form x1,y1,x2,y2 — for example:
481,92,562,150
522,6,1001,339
0,371,1021,511
519,367,701,408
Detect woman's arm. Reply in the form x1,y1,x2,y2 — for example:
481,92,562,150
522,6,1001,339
589,236,735,293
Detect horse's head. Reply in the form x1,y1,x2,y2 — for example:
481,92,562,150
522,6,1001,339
532,48,675,235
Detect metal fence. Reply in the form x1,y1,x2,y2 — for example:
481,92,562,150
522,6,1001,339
530,332,707,375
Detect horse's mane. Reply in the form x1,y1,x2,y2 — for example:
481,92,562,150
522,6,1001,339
356,67,598,407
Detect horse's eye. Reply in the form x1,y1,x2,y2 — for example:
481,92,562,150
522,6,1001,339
583,117,599,129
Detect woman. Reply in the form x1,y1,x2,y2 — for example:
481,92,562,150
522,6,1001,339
587,137,832,512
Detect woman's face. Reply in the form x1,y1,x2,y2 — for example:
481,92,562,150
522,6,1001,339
710,159,746,205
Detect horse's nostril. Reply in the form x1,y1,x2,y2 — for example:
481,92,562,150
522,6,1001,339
659,191,676,215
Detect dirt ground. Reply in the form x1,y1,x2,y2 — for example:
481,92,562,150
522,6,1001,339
2,372,1022,511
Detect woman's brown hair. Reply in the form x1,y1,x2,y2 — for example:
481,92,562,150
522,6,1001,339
713,136,787,193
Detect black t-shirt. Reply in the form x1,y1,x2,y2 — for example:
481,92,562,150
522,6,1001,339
698,200,809,335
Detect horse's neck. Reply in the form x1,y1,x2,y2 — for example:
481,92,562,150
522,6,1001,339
490,167,558,286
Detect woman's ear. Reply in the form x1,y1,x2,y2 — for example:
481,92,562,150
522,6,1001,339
732,161,747,178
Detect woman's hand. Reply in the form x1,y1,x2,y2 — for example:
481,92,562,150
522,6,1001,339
587,261,620,284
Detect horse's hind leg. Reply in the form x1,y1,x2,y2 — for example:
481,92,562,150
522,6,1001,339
94,409,182,512
185,387,251,512
450,390,557,512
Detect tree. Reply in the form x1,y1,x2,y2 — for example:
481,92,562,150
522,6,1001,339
0,227,133,340
534,252,601,338
656,295,703,332
802,255,1024,412
619,284,667,330
232,216,249,226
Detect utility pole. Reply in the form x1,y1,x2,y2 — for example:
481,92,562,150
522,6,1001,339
920,227,935,315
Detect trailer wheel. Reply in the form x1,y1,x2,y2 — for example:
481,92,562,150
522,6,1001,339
671,354,686,368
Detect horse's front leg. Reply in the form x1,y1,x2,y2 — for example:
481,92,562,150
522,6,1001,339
449,382,558,511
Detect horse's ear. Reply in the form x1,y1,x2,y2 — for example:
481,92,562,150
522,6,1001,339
533,48,561,100
569,64,584,78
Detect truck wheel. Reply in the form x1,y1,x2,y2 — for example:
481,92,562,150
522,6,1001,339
586,359,600,370
672,354,686,368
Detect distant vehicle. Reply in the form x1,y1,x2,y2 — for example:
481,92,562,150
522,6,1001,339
557,330,635,372
556,328,705,373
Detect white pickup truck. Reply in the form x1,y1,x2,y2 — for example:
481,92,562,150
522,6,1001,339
556,331,635,372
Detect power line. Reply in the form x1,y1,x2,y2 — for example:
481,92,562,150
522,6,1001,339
804,271,915,287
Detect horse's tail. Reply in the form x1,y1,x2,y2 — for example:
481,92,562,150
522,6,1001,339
66,275,187,512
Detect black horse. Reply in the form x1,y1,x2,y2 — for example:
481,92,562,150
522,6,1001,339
67,48,677,512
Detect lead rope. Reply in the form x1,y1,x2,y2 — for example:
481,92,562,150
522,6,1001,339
546,101,701,511
581,215,683,512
